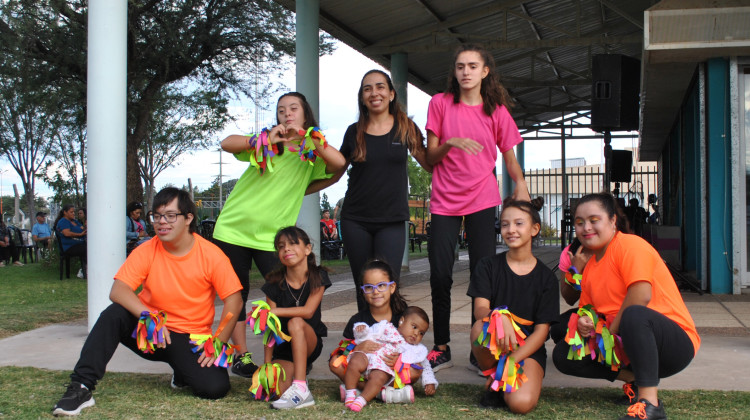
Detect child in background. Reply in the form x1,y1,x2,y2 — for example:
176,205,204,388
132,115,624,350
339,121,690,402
258,227,331,410
344,306,438,411
468,200,559,414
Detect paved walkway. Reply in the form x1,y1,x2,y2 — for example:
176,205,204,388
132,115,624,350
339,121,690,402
2,246,749,391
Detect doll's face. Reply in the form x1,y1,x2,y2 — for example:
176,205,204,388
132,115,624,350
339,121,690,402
398,314,428,345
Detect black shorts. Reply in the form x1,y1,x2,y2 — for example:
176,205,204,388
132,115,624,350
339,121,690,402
272,336,324,367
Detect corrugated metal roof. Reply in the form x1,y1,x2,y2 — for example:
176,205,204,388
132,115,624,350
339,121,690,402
275,0,652,134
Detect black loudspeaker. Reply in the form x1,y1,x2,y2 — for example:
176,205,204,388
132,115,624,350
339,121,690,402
610,150,633,183
591,54,640,132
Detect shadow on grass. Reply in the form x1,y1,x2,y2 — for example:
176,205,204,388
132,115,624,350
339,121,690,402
2,367,749,419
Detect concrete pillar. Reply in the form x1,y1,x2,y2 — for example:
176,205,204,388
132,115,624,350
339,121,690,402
295,0,322,251
87,0,127,329
391,53,411,271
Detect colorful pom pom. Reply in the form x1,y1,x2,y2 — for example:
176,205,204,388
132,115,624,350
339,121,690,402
188,312,238,368
565,304,628,371
132,310,167,354
246,300,292,347
565,270,582,291
329,339,357,369
249,362,286,401
393,354,423,389
482,354,527,393
287,127,328,164
246,129,279,175
474,306,532,359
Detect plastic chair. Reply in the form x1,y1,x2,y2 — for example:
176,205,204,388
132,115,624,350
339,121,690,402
55,233,83,280
14,227,36,264
200,219,216,241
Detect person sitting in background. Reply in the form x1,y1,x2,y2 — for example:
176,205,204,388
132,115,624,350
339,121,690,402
320,209,338,241
77,208,87,228
54,204,87,274
0,218,23,267
32,211,53,252
126,202,151,254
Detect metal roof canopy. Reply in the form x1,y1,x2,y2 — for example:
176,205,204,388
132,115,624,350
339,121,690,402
275,0,652,135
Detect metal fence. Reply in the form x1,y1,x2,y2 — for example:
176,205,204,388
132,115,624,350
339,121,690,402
525,165,659,246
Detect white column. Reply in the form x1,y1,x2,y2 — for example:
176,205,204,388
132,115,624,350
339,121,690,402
391,53,411,271
86,0,127,329
295,0,322,251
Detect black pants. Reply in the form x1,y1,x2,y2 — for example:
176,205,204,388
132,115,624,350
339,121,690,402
70,303,230,399
429,207,496,346
65,242,87,265
0,242,20,263
340,219,405,312
213,239,278,322
553,305,695,387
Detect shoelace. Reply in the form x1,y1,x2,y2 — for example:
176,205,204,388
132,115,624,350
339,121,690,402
625,401,648,419
623,383,636,403
426,350,442,362
239,352,253,364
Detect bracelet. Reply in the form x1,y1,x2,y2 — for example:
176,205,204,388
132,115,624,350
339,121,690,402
483,354,527,393
564,304,627,371
564,271,582,291
287,127,328,164
132,310,167,354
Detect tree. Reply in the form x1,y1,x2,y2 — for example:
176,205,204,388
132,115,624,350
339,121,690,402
0,0,333,202
320,192,331,215
407,157,431,198
139,85,230,211
0,77,57,223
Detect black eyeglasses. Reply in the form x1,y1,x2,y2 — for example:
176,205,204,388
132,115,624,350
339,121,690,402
360,281,395,294
149,212,185,223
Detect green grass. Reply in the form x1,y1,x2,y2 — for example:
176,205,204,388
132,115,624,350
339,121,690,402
0,261,87,339
2,367,749,419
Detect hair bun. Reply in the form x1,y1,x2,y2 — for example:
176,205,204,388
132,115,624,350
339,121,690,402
530,196,544,211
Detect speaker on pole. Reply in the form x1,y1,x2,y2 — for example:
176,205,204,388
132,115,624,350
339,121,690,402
610,150,633,183
591,54,640,132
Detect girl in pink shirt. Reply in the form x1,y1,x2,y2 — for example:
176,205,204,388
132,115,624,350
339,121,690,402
425,44,530,371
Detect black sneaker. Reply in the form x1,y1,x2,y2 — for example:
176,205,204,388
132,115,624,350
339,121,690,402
615,382,638,405
467,354,486,377
427,345,454,372
52,382,94,416
170,374,188,390
478,389,506,409
619,399,667,420
231,352,258,378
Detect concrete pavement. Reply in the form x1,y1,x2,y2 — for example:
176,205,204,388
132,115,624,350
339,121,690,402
2,246,749,392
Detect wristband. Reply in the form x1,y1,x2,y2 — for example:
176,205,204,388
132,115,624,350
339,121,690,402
482,354,527,393
564,271,582,291
287,127,328,164
393,353,423,389
474,306,532,359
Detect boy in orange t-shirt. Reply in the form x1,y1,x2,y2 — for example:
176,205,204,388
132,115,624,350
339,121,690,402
53,188,242,417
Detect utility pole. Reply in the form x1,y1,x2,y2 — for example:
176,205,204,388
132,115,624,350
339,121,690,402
214,148,227,209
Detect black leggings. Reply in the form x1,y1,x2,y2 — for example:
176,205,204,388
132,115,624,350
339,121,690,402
553,305,695,387
340,219,405,312
71,303,230,399
213,239,278,322
429,207,496,346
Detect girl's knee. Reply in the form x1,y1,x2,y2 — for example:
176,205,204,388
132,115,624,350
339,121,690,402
507,393,538,414
287,317,306,331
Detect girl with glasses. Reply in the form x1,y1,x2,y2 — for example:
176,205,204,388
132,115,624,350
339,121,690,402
330,260,427,405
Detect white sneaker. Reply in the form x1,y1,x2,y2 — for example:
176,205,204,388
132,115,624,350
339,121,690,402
271,383,315,410
77,269,84,278
380,385,414,404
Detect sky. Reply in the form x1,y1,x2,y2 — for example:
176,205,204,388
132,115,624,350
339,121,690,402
0,41,641,205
